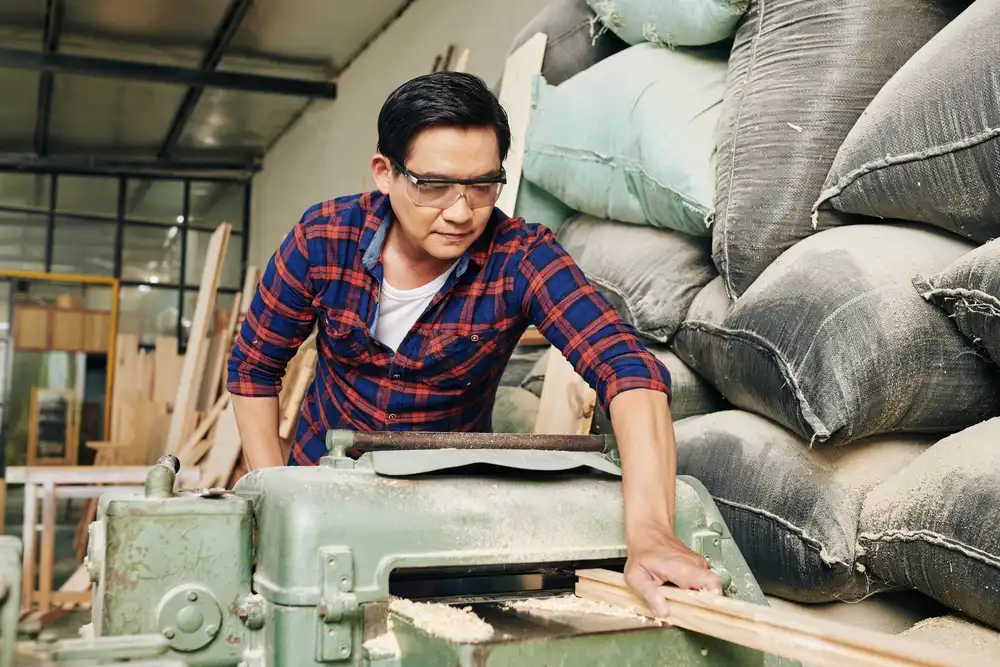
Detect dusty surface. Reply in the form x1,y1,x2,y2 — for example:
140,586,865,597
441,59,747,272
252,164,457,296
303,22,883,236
389,598,495,643
901,615,1000,661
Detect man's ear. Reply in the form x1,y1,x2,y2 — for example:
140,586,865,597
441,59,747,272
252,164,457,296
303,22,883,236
370,155,393,195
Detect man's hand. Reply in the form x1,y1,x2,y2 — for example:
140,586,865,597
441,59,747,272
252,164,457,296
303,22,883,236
607,388,722,616
624,527,723,617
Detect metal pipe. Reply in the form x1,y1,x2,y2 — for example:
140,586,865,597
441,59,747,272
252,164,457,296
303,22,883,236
145,455,180,499
326,430,609,456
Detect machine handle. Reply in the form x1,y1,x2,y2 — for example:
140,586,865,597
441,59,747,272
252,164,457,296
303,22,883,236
325,430,610,456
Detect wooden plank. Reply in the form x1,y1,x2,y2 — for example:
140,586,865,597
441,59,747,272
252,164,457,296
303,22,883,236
164,223,231,455
197,401,242,488
153,337,183,406
176,393,229,466
517,327,547,347
493,32,547,215
6,466,200,486
533,346,596,435
575,569,976,667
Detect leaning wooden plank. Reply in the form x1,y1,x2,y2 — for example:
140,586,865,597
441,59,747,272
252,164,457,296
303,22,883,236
533,346,596,435
176,392,230,466
197,401,241,488
493,32,547,215
575,569,976,667
164,223,231,455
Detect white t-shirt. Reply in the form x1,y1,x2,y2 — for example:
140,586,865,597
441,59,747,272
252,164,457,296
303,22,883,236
374,264,457,352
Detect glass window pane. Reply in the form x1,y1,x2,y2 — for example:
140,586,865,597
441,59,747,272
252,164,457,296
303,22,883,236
182,290,236,346
122,225,181,285
50,216,116,276
56,175,118,218
184,229,242,290
0,210,46,272
118,285,180,346
0,173,50,210
125,178,184,224
188,181,245,232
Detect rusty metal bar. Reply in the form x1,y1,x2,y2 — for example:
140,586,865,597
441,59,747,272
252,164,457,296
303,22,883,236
334,431,609,453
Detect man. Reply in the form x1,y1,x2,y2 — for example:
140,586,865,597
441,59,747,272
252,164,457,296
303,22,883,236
227,71,721,615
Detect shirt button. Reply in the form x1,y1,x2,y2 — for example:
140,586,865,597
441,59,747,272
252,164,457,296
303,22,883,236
388,414,397,421
392,374,401,380
471,334,480,342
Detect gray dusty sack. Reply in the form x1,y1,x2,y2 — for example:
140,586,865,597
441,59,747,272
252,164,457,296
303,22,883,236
712,0,965,297
673,224,1000,444
816,0,1000,243
502,0,627,88
676,410,933,602
858,417,1000,630
913,239,1000,368
557,214,717,343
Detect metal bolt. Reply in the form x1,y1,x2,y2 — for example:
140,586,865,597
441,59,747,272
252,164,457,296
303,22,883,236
187,591,199,602
710,521,724,535
340,576,349,587
713,538,720,547
163,628,176,639
206,624,218,636
340,645,350,656
328,556,337,567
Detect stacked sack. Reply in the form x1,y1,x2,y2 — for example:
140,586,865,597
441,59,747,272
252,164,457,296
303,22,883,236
502,0,1000,631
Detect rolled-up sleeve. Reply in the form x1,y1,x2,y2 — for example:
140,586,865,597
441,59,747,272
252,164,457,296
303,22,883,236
227,214,318,397
516,227,671,412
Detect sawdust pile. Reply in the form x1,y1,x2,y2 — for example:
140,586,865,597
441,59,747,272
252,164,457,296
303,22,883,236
506,594,657,623
901,616,1000,658
389,598,495,643
362,631,401,658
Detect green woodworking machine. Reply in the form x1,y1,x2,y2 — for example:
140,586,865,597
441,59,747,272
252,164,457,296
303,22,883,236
13,431,799,666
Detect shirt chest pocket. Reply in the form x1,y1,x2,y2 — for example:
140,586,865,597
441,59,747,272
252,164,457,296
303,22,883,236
418,327,501,389
324,325,374,367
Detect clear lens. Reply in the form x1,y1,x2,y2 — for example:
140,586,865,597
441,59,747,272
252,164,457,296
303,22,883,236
408,181,503,209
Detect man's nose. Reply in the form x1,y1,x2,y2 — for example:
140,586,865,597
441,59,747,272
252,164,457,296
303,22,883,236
442,192,474,224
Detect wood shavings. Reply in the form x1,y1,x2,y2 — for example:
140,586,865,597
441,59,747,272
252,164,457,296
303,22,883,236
363,631,401,658
505,594,659,624
389,598,494,643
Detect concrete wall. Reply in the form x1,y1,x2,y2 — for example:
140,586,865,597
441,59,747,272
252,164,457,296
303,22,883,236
249,0,547,269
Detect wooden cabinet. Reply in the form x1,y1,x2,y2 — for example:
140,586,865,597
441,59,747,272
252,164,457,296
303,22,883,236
13,304,112,353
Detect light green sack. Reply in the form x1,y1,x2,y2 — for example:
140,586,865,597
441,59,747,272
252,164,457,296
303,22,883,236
586,0,746,47
523,43,727,237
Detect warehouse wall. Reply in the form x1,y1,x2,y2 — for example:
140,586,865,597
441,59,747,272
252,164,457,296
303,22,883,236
250,0,549,269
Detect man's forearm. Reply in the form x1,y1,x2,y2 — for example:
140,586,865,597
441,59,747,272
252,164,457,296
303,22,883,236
608,389,676,542
231,394,285,470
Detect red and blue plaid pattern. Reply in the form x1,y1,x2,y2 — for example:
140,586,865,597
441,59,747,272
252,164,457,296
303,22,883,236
227,191,671,465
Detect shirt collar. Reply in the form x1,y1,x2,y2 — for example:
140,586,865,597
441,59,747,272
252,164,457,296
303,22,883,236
359,191,500,276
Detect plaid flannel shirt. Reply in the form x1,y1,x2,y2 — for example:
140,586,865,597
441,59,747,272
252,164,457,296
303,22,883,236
227,191,671,465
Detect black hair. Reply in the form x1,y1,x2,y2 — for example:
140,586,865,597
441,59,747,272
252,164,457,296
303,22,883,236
376,71,511,168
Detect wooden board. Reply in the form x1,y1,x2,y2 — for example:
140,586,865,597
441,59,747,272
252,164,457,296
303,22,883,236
533,346,596,435
493,32,547,215
164,223,231,455
575,569,979,667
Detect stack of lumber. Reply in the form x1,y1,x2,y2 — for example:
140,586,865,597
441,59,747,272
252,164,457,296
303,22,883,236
91,222,320,487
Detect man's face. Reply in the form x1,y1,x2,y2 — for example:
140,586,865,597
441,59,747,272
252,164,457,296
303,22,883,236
372,126,501,263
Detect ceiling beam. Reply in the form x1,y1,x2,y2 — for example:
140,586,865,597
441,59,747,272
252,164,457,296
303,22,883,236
32,0,64,156
159,0,255,160
0,47,337,98
0,154,259,179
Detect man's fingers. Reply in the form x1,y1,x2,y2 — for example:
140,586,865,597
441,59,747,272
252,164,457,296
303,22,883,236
625,567,670,618
654,559,724,593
